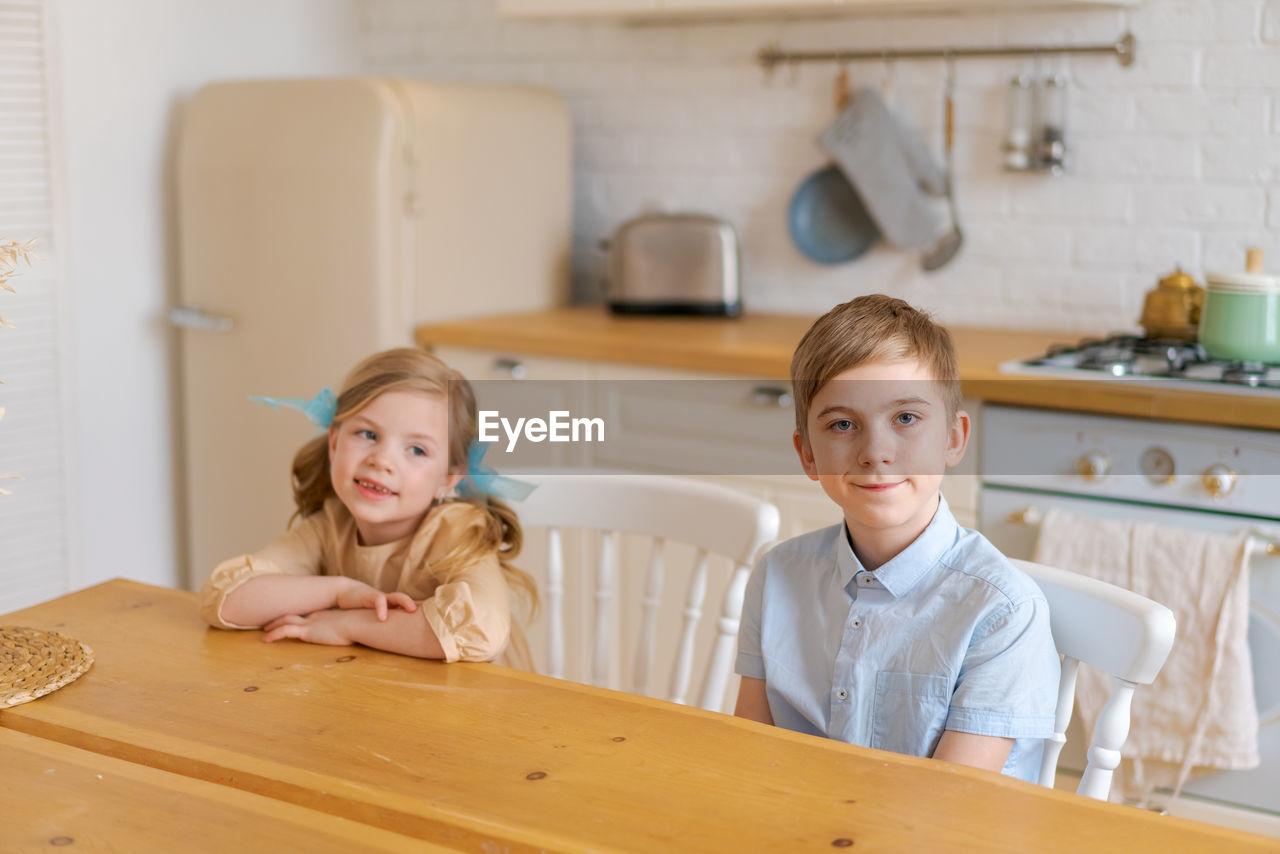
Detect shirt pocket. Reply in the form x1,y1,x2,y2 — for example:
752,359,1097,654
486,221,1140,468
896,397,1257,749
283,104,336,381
871,671,951,758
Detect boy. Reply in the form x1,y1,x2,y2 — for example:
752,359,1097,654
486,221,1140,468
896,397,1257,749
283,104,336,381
734,295,1059,782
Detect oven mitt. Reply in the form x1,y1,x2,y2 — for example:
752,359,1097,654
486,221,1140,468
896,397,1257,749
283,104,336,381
818,88,947,250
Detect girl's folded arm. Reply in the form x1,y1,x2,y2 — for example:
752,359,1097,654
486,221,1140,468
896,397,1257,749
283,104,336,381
222,575,362,627
336,607,446,658
201,514,330,628
416,561,512,662
262,606,446,659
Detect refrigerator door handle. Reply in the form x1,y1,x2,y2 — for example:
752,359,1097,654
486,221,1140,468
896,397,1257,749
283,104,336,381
169,305,234,332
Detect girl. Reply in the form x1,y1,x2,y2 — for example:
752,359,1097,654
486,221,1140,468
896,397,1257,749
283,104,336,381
198,348,537,669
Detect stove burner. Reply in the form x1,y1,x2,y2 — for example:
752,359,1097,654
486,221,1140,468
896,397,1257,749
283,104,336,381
1222,362,1270,387
1081,357,1139,376
1147,340,1207,374
1056,335,1212,377
1019,335,1278,392
1078,341,1140,375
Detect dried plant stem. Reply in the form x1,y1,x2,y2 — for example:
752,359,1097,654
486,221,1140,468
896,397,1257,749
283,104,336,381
0,239,36,328
1,239,36,491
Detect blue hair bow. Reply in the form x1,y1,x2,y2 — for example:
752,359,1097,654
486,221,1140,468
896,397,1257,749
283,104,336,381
457,442,536,502
249,387,338,429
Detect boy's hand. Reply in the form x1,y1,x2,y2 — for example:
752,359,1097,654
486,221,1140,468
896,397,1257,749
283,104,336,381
334,579,418,620
262,609,358,646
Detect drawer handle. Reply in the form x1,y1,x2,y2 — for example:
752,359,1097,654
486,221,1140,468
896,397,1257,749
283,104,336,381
1008,506,1043,526
491,358,527,379
750,386,793,408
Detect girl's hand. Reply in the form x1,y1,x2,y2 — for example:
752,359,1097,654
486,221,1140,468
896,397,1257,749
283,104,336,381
334,579,418,621
262,610,356,646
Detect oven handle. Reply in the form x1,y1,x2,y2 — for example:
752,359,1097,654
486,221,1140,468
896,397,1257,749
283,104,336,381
1010,505,1280,557
1246,534,1280,558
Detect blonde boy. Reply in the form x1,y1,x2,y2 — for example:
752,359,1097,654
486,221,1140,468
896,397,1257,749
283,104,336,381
734,295,1059,782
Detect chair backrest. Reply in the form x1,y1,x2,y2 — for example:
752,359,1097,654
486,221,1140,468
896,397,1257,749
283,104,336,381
1010,559,1177,801
514,473,781,712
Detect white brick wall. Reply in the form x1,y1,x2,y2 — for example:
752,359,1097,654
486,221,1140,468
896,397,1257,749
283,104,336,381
356,0,1279,334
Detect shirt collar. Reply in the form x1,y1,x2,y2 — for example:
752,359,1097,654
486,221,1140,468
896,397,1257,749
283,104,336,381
835,496,960,598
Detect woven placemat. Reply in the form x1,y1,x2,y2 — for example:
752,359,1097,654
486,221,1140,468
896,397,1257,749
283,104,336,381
1,625,94,709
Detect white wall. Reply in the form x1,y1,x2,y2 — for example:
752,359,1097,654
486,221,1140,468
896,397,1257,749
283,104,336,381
356,0,1280,331
57,0,360,591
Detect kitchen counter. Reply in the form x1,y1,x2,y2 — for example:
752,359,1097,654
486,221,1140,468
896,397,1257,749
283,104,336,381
415,307,1280,431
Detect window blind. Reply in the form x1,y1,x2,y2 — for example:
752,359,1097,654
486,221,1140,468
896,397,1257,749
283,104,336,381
0,0,73,611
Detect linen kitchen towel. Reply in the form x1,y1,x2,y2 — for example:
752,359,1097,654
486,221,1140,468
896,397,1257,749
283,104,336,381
1033,509,1258,804
818,88,947,250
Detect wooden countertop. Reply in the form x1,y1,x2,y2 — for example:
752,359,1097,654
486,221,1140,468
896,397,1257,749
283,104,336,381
415,306,1280,431
4,579,1275,854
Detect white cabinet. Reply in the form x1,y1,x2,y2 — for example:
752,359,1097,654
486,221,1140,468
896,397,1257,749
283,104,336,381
499,0,1137,21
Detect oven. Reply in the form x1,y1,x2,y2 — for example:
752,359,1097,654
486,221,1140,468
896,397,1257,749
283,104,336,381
977,403,1280,835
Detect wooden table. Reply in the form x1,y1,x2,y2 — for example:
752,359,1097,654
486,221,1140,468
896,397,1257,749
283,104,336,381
0,728,433,852
3,580,1277,853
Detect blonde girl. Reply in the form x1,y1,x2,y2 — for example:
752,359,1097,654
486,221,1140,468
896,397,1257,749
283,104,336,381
198,348,537,669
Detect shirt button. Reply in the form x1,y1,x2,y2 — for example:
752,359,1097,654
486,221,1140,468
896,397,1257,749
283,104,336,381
836,689,849,700
850,617,863,629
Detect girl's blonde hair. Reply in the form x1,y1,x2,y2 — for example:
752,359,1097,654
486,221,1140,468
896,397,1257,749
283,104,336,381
291,347,537,613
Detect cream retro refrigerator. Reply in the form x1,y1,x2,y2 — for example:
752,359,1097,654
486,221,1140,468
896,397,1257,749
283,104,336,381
173,77,571,587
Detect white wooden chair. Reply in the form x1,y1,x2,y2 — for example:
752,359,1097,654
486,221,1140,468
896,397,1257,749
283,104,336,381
1011,559,1177,801
515,473,780,712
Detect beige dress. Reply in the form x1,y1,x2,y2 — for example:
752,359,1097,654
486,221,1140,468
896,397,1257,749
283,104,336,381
199,497,533,670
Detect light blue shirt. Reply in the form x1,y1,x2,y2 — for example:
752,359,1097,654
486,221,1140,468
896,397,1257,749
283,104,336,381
736,497,1059,783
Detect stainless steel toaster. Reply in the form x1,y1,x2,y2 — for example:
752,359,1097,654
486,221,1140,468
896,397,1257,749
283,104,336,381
606,213,741,317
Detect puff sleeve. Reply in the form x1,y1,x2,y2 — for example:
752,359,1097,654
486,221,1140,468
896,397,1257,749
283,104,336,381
418,552,512,663
198,514,327,629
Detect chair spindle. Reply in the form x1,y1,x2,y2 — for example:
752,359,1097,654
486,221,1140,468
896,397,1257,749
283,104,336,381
1078,676,1137,800
546,526,565,681
699,563,751,711
1038,655,1079,788
631,536,666,697
669,548,709,706
592,530,616,688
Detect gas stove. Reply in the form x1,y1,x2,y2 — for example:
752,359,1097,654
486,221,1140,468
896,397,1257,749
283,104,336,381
1001,334,1280,395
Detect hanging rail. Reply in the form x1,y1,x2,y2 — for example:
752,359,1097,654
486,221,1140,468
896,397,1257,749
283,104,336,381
1248,534,1280,558
758,31,1135,71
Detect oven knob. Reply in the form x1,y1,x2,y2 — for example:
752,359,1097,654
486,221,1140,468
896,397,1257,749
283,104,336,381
1076,451,1110,481
1139,447,1176,485
1201,465,1236,498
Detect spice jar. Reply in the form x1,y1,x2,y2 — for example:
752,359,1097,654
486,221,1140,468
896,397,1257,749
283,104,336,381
1034,74,1068,173
1002,75,1033,171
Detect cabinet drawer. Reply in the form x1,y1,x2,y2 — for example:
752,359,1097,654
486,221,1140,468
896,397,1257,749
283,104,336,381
433,346,593,469
591,378,797,476
432,346,590,382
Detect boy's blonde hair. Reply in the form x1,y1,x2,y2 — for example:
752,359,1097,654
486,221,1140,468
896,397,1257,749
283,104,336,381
790,294,961,443
291,347,538,613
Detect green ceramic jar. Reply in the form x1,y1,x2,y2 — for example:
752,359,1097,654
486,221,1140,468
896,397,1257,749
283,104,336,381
1198,270,1280,364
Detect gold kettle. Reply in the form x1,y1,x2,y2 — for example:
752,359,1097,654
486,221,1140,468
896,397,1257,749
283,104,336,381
1139,267,1204,341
